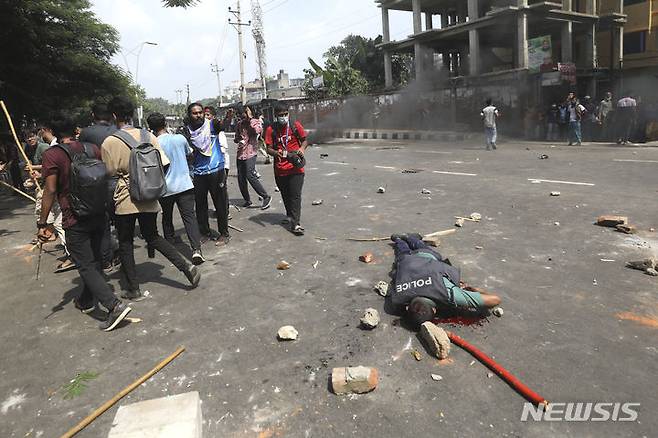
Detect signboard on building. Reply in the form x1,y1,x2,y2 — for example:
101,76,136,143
558,62,577,85
528,35,553,73
541,71,561,87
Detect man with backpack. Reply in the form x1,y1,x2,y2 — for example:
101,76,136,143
265,102,308,236
37,115,132,331
147,112,205,265
101,97,200,302
184,102,231,246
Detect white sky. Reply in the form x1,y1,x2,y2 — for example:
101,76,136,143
90,0,413,103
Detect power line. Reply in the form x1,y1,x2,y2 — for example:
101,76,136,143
263,0,289,14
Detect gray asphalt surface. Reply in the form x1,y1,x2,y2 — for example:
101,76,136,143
0,138,657,437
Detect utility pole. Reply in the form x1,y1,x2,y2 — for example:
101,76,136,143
251,0,268,99
229,0,251,104
185,83,190,106
211,63,225,107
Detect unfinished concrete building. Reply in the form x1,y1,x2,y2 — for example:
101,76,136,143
377,1,627,130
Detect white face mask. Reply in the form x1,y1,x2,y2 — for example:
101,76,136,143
277,115,289,125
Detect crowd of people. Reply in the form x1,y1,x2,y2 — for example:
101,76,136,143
523,91,639,145
1,97,308,331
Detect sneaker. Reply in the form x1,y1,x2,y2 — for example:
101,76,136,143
101,303,132,332
243,200,253,208
54,257,77,273
261,195,272,210
192,249,206,265
292,225,305,236
121,290,148,302
74,299,95,314
103,261,119,276
215,235,231,247
184,265,201,288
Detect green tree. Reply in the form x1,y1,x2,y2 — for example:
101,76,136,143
0,0,137,125
303,57,369,99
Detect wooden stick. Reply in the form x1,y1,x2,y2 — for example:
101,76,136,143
0,180,37,202
423,229,457,239
228,224,244,233
0,100,41,191
347,237,389,242
60,346,186,438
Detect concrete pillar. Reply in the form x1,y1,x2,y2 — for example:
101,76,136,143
412,0,422,34
415,42,425,80
384,52,393,88
585,0,596,14
517,0,529,69
440,12,448,29
425,13,433,30
585,22,597,69
561,0,573,62
468,0,479,75
382,6,391,42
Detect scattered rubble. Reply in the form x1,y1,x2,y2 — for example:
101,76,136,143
320,153,329,159
312,199,324,206
475,246,483,250
423,236,441,247
274,187,280,192
419,322,451,360
277,326,298,341
377,187,386,193
470,212,482,221
360,308,380,329
554,221,560,226
431,374,443,381
359,252,374,263
410,350,422,361
539,154,549,160
626,258,658,277
596,215,628,227
421,188,432,195
312,260,319,269
374,281,389,297
492,307,504,318
276,261,291,270
455,218,465,228
615,224,636,235
331,366,378,395
550,191,561,197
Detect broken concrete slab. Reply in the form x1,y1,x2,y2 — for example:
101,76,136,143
331,366,378,395
374,281,389,297
360,308,380,329
359,252,374,263
419,322,451,360
596,215,628,227
107,391,202,438
276,261,291,270
277,326,298,341
455,218,465,228
615,224,636,235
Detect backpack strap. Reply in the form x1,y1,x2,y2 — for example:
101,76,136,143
112,130,140,149
55,143,73,161
138,128,150,144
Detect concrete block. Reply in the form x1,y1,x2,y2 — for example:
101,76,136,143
107,391,202,438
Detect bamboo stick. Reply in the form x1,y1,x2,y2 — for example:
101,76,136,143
0,100,41,191
0,180,37,202
60,346,186,438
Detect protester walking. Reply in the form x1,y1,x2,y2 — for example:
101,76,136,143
480,99,499,150
101,97,200,301
147,113,205,265
616,93,637,145
597,92,615,141
265,103,308,236
566,93,585,146
38,115,131,331
184,102,231,246
235,105,272,209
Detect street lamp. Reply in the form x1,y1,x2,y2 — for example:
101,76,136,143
135,41,158,127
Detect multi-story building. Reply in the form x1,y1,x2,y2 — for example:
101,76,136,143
376,0,628,129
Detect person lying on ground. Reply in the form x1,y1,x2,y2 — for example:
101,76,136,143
386,233,501,329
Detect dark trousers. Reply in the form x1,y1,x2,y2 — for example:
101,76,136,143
275,173,304,227
100,213,115,266
237,156,268,203
65,216,119,311
394,236,427,261
194,170,229,237
617,110,634,143
115,212,189,293
159,189,202,251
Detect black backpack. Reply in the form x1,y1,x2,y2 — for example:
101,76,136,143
56,143,107,218
113,129,167,202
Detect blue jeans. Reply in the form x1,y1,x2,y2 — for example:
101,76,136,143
485,127,497,149
569,121,582,144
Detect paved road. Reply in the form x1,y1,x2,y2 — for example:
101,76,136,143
0,139,656,437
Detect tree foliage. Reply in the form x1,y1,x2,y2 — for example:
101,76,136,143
0,0,137,126
303,34,412,99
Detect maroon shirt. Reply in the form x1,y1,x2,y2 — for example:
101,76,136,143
41,141,101,229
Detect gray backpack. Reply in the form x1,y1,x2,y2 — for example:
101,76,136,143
112,129,167,202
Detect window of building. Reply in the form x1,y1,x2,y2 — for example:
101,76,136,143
624,31,646,54
624,0,646,6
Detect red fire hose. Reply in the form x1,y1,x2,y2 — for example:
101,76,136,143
448,332,549,407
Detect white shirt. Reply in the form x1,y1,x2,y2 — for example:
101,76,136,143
49,137,58,146
617,97,637,108
481,106,499,128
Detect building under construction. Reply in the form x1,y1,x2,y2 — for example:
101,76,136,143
376,1,632,129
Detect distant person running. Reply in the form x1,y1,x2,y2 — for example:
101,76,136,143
387,233,502,329
481,99,499,150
